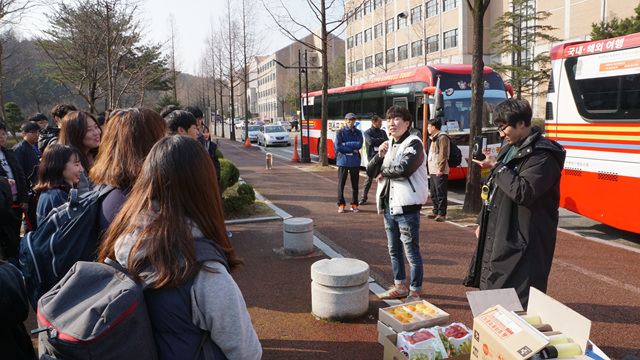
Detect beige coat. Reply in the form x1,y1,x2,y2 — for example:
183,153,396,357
427,131,450,175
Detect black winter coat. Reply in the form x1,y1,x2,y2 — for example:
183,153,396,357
12,140,40,188
465,127,566,307
0,146,29,205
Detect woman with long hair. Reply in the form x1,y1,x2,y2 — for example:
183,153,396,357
97,136,261,359
59,110,101,194
33,144,83,226
89,108,166,231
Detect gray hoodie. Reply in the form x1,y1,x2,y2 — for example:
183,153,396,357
114,216,262,360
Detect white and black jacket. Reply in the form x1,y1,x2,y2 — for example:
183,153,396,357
367,131,429,215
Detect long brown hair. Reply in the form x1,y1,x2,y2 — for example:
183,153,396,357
59,110,101,170
90,108,166,188
98,136,241,289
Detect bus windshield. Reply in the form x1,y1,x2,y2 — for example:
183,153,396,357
442,91,506,130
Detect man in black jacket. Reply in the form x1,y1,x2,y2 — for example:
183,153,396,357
1,123,29,262
467,99,566,307
12,121,41,232
359,115,387,205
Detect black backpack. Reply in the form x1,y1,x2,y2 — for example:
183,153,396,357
35,238,228,360
19,186,114,309
435,134,463,168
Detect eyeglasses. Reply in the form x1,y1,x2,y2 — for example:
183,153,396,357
0,133,7,138
497,125,511,135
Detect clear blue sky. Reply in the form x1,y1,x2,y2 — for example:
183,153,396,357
15,0,345,75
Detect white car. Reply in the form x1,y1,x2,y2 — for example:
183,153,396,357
277,120,292,131
241,125,260,143
257,125,291,147
234,119,244,129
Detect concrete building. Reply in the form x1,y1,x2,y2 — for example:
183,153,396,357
255,30,345,122
344,0,636,117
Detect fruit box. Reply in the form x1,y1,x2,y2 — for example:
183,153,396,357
379,300,450,333
382,332,471,360
466,287,608,360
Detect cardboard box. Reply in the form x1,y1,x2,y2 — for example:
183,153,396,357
379,300,450,333
378,320,396,346
466,288,594,360
382,333,471,360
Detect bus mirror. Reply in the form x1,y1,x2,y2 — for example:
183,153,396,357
506,84,514,98
422,86,437,94
435,93,445,118
445,88,455,96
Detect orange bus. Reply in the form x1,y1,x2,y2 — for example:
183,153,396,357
301,64,511,179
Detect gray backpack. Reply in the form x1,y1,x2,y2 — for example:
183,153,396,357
34,238,229,360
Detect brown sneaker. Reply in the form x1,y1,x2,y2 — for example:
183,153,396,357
435,215,446,222
426,212,437,219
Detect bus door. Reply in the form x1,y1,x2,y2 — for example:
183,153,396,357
414,96,424,132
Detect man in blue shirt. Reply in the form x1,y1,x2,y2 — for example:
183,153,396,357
334,113,363,213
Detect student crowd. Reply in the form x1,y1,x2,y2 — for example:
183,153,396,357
0,104,261,360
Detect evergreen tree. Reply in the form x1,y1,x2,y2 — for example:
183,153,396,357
591,3,640,40
4,102,24,137
488,0,560,99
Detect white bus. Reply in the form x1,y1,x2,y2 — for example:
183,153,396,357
545,32,640,234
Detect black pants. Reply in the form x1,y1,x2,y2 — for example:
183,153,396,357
337,166,359,206
361,174,373,201
429,174,448,216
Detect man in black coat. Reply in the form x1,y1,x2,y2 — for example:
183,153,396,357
359,115,387,205
12,121,41,232
466,99,566,307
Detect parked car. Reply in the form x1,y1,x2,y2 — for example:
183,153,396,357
234,119,244,129
277,120,292,131
257,125,290,147
254,120,264,126
241,125,260,143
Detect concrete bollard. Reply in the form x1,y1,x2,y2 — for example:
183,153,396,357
311,258,370,321
283,218,314,256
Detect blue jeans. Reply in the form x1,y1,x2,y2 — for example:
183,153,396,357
384,211,423,292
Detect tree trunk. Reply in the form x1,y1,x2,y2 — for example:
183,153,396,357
318,0,329,166
463,0,490,214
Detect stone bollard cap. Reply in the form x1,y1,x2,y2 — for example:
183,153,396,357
311,258,369,287
283,217,314,233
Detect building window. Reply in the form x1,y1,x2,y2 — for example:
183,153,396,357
386,48,395,63
374,23,383,38
443,0,457,12
426,0,438,18
374,0,382,9
364,28,372,42
411,40,423,57
385,0,392,3
347,62,354,74
397,15,407,29
444,29,458,49
354,7,362,20
411,5,422,24
363,0,372,15
427,34,439,53
375,52,384,66
347,36,354,49
398,44,408,61
355,33,362,46
385,18,394,34
365,56,373,69
355,59,363,72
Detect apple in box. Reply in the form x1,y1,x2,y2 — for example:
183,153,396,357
397,328,448,360
437,323,472,357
